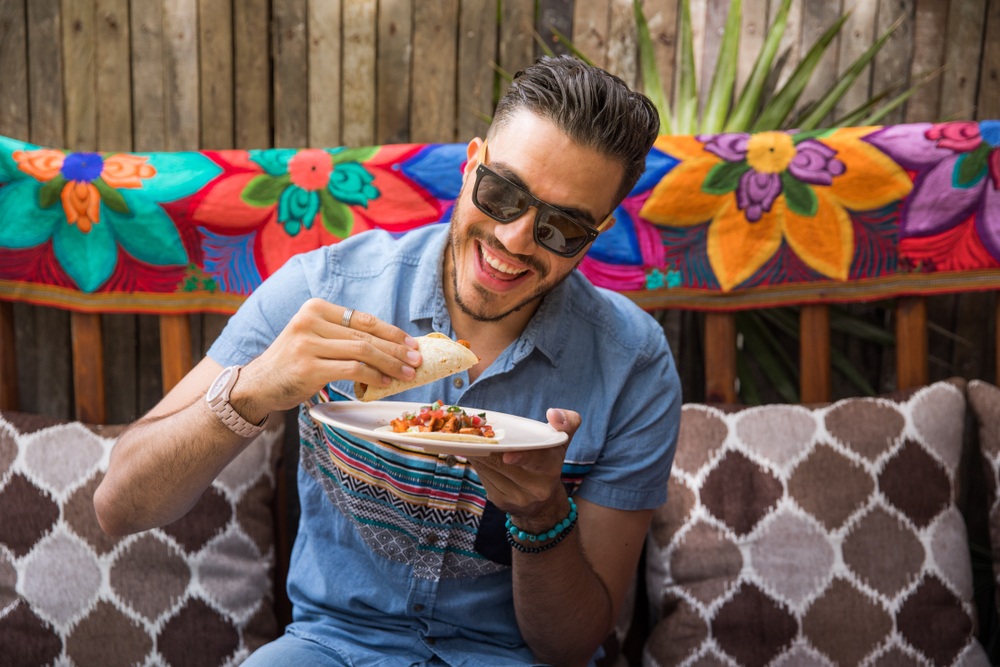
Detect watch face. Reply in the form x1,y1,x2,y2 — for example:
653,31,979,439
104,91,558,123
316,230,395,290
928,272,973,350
207,366,236,401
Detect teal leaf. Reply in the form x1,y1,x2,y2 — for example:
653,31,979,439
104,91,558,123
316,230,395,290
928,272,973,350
51,217,118,292
328,163,378,206
0,180,60,247
278,186,320,232
249,148,297,176
93,178,130,214
243,174,291,207
702,161,751,195
38,175,67,209
106,190,188,266
781,172,818,217
139,151,223,201
319,189,354,238
954,144,990,189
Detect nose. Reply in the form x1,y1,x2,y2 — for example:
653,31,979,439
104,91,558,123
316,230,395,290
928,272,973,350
492,209,537,256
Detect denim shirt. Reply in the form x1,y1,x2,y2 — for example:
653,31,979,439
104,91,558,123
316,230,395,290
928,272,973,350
208,224,681,666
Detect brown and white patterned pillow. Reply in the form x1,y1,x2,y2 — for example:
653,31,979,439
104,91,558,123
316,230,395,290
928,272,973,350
969,380,1000,622
645,379,989,666
0,411,282,667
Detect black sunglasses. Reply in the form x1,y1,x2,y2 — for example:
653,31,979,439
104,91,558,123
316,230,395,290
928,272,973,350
470,143,609,258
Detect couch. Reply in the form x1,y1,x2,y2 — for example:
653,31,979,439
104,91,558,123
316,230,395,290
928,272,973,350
2,124,1000,665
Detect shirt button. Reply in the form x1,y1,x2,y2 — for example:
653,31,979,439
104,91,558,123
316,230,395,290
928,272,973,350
426,637,437,646
413,604,425,612
426,533,439,545
453,377,464,388
444,455,459,466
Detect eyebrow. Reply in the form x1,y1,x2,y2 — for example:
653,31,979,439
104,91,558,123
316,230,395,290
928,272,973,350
488,162,598,226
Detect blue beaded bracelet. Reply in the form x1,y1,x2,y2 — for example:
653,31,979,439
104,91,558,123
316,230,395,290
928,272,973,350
505,497,578,543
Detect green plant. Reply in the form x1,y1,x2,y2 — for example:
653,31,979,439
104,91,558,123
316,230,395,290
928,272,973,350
550,0,932,403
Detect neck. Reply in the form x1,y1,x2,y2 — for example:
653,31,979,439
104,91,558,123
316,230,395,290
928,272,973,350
442,251,539,381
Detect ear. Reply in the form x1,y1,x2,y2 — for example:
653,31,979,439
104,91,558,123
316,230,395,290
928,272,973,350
462,138,484,183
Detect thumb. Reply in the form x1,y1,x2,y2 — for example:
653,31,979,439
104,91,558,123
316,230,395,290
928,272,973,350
546,408,581,436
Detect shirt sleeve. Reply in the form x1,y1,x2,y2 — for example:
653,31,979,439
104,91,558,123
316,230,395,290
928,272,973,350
576,321,682,511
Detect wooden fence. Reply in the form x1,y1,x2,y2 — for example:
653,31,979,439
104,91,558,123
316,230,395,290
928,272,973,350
0,0,998,421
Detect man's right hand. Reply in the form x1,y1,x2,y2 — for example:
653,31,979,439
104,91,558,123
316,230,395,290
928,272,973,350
234,299,422,421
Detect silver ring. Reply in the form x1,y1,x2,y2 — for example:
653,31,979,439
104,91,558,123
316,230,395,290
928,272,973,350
341,307,355,328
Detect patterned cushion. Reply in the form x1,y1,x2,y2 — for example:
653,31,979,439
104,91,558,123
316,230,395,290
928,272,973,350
969,380,1000,622
0,411,282,666
645,379,989,666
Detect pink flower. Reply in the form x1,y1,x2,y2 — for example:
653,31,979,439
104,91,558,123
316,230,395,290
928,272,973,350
288,149,333,191
926,121,982,153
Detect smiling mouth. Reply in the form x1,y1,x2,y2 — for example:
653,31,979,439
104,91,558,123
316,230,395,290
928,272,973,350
479,242,528,278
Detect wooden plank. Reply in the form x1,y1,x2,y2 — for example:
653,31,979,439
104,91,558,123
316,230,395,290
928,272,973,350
308,0,343,147
539,0,574,55
687,0,707,107
411,1,459,143
163,0,199,150
798,0,842,126
939,0,986,120
457,0,497,142
736,0,769,93
27,0,63,145
234,0,271,147
341,0,377,146
62,0,97,149
607,0,638,87
976,0,1000,120
645,0,679,111
904,0,947,122
704,312,738,403
130,0,166,150
198,0,234,149
834,0,877,121
375,0,410,144
273,0,309,147
697,0,727,113
799,304,830,403
572,0,612,69
137,315,163,415
71,312,106,424
0,0,29,140
499,0,536,97
0,303,18,411
160,314,193,394
872,0,915,125
95,0,131,151
895,296,929,390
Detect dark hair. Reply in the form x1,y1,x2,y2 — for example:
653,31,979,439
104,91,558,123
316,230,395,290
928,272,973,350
489,55,660,206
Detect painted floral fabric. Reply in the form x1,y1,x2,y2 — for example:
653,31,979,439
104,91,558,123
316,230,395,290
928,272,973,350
0,123,997,314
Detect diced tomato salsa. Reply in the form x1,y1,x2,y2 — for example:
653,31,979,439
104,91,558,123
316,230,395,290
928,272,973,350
390,400,495,438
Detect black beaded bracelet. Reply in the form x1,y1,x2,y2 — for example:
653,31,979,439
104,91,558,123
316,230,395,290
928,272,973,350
506,516,577,554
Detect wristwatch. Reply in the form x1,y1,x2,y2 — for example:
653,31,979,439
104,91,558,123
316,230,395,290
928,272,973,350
206,365,268,438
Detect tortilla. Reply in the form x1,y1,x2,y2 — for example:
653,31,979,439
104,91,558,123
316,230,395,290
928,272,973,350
374,424,504,445
354,332,478,402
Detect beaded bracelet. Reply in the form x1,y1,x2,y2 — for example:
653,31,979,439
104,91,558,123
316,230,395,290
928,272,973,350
505,497,578,543
506,516,577,554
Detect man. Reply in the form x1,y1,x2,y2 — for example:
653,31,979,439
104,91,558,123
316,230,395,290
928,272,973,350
95,56,681,667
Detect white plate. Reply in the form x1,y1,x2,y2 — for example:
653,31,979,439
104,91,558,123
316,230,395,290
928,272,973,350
308,401,568,456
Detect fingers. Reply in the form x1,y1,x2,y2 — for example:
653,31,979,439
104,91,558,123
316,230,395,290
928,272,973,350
546,408,581,436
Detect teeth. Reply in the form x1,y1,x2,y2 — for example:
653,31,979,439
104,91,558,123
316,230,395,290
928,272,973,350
480,244,526,276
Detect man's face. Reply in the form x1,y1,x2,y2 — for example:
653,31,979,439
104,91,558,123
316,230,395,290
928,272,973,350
447,112,624,323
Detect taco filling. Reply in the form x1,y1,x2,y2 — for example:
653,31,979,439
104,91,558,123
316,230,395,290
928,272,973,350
390,400,496,439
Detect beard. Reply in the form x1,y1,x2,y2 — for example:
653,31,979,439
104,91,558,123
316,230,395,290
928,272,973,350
447,198,578,323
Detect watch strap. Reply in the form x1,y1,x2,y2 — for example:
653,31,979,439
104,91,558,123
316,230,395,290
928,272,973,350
207,366,268,438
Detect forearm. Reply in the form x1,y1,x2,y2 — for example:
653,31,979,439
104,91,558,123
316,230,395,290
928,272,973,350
94,398,249,537
512,528,613,667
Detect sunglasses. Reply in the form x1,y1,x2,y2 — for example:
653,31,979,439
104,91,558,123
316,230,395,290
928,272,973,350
471,140,612,258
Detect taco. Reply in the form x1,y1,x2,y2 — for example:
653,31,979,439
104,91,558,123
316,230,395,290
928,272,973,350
354,333,478,402
374,400,502,444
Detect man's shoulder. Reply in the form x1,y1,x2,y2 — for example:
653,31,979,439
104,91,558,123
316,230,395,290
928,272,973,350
302,225,446,278
561,272,663,350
